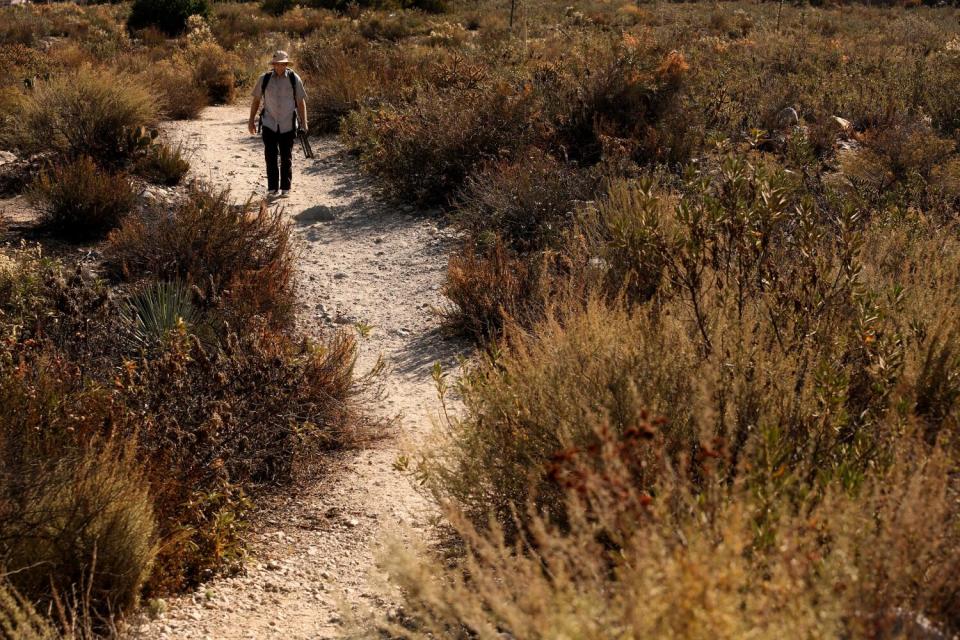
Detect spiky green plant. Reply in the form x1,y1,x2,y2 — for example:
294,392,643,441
120,280,197,346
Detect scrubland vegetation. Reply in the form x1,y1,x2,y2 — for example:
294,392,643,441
2,0,960,637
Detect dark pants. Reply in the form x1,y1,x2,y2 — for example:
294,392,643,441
262,126,296,191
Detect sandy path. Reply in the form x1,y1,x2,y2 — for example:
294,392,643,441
130,105,464,639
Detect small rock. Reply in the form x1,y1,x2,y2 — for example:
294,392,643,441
333,272,348,280
266,560,282,571
346,518,360,528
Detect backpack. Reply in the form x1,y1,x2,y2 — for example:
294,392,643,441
257,71,300,133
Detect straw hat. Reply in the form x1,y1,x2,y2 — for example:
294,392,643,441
271,50,290,64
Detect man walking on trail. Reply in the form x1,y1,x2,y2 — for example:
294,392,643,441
248,50,308,199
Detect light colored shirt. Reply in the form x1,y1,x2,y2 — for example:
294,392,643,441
252,69,307,134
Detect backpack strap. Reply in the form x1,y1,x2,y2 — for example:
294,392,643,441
261,72,271,96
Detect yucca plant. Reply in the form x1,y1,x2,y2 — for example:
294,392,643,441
120,280,197,347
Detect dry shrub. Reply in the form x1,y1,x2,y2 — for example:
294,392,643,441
426,153,960,537
298,37,391,133
441,240,555,342
126,324,367,592
0,335,155,627
421,300,695,533
0,245,374,599
343,79,545,204
28,157,136,241
838,118,955,207
187,41,241,104
144,61,209,120
378,444,960,638
3,66,160,168
454,150,602,253
343,37,692,204
104,186,296,329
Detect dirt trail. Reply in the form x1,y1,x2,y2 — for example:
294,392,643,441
131,105,464,639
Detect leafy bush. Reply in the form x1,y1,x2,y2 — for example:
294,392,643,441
104,186,296,329
28,157,136,241
4,67,160,168
127,0,210,36
135,141,191,186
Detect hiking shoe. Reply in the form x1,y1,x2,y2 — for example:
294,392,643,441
279,190,291,198
267,190,279,199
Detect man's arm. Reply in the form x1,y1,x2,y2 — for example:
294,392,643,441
296,98,308,133
248,96,261,135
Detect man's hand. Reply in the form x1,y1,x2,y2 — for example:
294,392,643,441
248,120,257,135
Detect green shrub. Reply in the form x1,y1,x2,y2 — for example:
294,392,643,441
2,445,156,623
135,141,191,186
0,581,56,640
104,185,296,329
127,0,210,36
4,67,160,168
28,157,136,241
120,280,199,347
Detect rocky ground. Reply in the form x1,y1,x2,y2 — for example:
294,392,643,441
126,105,466,639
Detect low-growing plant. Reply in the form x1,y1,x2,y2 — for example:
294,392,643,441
135,141,191,186
120,280,199,347
0,581,56,640
28,157,136,241
104,185,296,329
454,150,602,253
145,61,209,120
2,444,156,625
4,66,160,168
